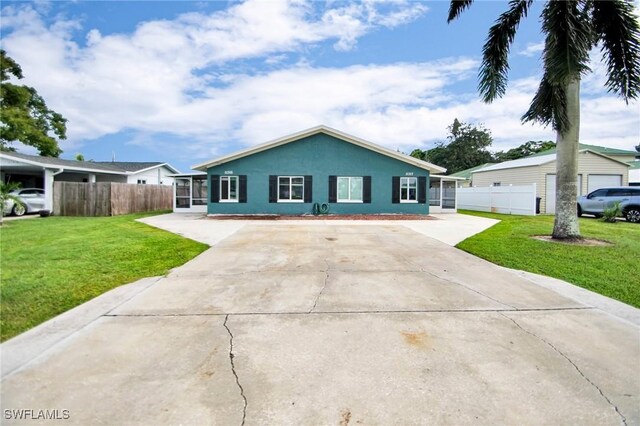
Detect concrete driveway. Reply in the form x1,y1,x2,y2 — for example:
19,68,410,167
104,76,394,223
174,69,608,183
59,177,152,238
2,220,639,425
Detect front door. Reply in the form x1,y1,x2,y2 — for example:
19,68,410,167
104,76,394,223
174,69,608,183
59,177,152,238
442,181,456,209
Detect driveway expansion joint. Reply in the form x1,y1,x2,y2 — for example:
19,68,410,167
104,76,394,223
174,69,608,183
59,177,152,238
500,312,628,426
223,315,248,426
103,307,595,317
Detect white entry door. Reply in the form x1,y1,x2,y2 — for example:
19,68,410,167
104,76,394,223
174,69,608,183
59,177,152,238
545,174,583,214
587,175,622,194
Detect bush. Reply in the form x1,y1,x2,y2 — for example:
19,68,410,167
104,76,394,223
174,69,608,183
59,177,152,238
602,202,622,223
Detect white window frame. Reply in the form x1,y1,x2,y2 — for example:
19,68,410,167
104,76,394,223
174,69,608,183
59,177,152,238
137,179,147,185
493,182,501,187
400,177,418,203
220,176,239,202
278,176,304,203
337,176,363,203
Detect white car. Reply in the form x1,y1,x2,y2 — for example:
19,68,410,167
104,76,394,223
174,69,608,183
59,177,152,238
3,188,46,216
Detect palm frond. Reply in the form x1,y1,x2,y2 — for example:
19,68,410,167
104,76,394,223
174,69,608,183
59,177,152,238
479,0,533,102
521,72,569,132
592,0,640,101
447,0,474,23
540,0,592,86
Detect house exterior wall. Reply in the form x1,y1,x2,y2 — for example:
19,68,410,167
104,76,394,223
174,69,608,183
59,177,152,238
472,151,629,213
55,172,127,183
96,174,127,183
206,133,430,215
126,166,175,185
606,153,636,163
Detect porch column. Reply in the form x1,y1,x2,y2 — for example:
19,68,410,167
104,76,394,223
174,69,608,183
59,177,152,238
87,173,96,183
44,168,55,212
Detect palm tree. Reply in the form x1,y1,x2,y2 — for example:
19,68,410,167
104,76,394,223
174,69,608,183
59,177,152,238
0,181,22,226
448,0,640,239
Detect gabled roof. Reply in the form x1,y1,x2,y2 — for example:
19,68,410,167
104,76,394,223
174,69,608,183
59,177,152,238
448,163,495,179
530,143,637,158
0,152,180,175
473,149,631,174
192,125,447,174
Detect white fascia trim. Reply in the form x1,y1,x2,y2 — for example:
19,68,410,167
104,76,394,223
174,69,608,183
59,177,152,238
0,153,126,175
132,163,181,175
191,125,447,174
431,175,467,180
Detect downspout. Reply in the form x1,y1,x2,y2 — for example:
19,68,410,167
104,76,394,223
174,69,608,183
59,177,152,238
44,167,64,213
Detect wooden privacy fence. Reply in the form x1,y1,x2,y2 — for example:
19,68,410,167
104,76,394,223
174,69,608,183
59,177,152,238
53,182,173,216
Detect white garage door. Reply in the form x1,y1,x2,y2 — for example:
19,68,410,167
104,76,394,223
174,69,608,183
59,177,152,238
587,175,622,194
545,174,583,214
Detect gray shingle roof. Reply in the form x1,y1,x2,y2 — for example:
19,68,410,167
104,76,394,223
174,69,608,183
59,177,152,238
93,161,164,172
0,152,175,174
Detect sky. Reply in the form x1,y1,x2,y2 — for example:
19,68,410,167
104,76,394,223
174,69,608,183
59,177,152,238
1,0,639,173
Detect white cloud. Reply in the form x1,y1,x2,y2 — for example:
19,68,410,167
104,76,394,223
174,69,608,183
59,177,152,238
518,41,544,57
1,0,637,166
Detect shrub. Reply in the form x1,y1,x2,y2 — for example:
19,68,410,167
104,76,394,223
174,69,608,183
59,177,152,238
602,202,622,223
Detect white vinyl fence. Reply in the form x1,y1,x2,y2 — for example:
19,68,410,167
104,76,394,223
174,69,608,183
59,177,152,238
457,184,537,215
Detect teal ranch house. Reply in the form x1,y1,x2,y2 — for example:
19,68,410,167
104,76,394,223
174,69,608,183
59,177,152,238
171,126,460,216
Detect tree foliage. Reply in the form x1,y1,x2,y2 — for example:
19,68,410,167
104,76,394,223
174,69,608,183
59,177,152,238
494,140,556,162
448,0,640,133
0,50,66,157
411,118,494,174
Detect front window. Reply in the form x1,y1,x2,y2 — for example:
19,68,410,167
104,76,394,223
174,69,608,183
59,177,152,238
137,179,147,185
278,176,304,202
220,176,238,202
337,177,363,202
400,177,417,202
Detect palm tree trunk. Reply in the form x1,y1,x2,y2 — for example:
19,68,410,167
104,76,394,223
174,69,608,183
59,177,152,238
552,78,581,239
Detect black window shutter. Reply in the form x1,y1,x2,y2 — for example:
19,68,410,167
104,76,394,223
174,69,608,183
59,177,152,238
304,175,313,203
392,176,400,204
328,176,337,203
269,175,277,203
211,175,220,203
239,175,247,203
363,176,372,203
418,176,427,204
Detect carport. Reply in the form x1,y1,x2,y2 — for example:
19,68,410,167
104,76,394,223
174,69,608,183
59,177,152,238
0,152,135,212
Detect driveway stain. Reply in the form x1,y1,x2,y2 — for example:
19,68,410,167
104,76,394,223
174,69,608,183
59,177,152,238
401,331,430,349
339,408,351,426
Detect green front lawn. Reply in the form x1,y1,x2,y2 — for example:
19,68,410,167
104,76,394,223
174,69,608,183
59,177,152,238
457,210,640,308
0,212,208,341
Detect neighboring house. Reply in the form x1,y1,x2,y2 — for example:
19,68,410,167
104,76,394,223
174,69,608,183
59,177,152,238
449,163,495,188
629,161,640,186
527,143,637,163
0,152,179,212
175,125,458,215
471,149,630,214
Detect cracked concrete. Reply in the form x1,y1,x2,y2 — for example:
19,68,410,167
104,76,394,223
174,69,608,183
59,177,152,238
223,315,247,426
308,259,330,313
1,223,638,425
499,312,628,426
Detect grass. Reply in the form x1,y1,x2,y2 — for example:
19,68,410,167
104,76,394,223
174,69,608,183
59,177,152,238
0,212,208,341
456,210,640,308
